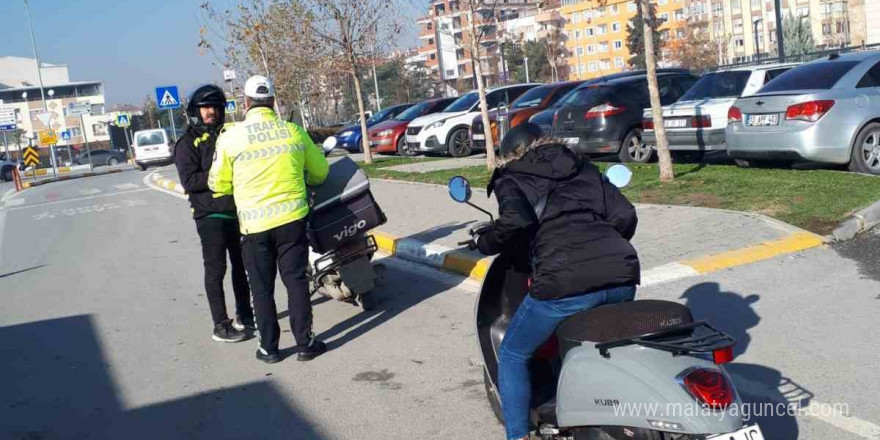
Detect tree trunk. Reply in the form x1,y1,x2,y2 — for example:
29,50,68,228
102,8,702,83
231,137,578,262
641,0,674,182
468,8,496,170
351,65,373,164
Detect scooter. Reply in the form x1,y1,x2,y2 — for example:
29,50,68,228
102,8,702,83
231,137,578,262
447,166,763,440
304,136,387,311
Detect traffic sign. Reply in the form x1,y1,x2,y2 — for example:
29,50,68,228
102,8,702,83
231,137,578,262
0,108,15,131
226,99,237,114
23,146,40,167
38,130,57,146
155,86,181,110
117,113,131,127
35,111,52,128
61,130,71,141
223,69,236,81
68,102,91,117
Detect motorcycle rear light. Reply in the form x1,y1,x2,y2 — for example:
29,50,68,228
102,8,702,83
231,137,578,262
692,115,712,128
727,106,743,124
713,346,734,364
642,118,655,130
682,368,733,409
786,100,835,122
585,103,625,119
647,420,684,431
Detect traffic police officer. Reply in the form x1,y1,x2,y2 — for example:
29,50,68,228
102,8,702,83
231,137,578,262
209,75,330,364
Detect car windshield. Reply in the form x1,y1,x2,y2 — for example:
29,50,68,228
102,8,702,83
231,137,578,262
550,88,579,109
444,92,479,112
678,71,752,101
366,107,397,124
759,61,860,92
511,86,553,109
394,102,431,121
137,132,164,146
562,86,610,107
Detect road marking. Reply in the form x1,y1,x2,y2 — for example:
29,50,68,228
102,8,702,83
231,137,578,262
641,263,700,287
144,172,187,200
683,231,825,274
32,199,148,220
4,188,150,212
114,183,140,190
79,188,102,196
4,199,24,207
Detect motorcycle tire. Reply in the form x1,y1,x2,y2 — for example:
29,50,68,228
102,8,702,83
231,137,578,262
484,369,504,424
357,292,375,311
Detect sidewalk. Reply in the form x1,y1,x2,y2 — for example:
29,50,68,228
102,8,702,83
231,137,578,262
147,168,825,286
19,165,136,189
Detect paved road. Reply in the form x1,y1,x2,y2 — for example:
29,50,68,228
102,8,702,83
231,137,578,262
3,168,880,440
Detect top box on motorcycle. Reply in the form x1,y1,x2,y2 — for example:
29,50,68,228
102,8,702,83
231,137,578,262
308,156,387,254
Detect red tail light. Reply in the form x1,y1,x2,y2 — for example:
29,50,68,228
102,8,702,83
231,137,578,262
682,368,734,409
786,100,835,122
585,103,625,119
553,112,558,125
642,118,655,130
692,115,712,128
713,346,734,364
727,106,743,124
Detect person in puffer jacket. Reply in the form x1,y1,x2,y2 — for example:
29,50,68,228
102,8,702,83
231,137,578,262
475,123,641,440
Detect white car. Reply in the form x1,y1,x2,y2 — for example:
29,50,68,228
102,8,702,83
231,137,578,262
405,84,539,157
132,128,182,170
642,63,800,159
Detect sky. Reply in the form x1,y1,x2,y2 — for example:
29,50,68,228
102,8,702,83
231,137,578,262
1,0,428,106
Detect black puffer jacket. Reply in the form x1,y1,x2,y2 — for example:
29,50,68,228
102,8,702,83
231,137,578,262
477,141,640,300
174,127,236,219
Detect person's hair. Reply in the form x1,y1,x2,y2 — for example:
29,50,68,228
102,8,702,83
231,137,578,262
246,96,275,110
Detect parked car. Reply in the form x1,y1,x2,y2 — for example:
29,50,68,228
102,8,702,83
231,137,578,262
1,153,17,182
642,63,798,161
333,104,413,153
551,71,699,162
471,81,585,149
367,97,457,156
529,69,692,135
406,83,540,157
72,149,128,167
133,128,180,170
726,51,880,174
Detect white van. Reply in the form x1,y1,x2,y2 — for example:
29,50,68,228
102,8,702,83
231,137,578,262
132,128,181,170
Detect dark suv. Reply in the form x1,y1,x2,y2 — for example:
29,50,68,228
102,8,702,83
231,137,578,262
550,72,699,162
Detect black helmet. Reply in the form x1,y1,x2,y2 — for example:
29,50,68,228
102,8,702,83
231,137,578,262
186,84,226,128
499,123,543,158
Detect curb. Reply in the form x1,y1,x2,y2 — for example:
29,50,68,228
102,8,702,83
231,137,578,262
20,167,133,189
147,172,826,286
832,199,880,241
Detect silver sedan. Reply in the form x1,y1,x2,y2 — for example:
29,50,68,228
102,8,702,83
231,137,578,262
726,50,880,174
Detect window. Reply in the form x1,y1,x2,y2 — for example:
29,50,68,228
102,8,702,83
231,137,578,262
751,0,760,7
601,59,612,70
430,53,437,60
658,78,681,105
596,6,605,17
734,18,744,34
70,127,83,137
675,9,685,20
446,69,455,76
90,104,105,115
735,38,745,47
93,124,107,137
585,27,595,36
797,6,809,17
612,22,621,32
822,23,831,35
610,4,619,14
615,57,625,67
821,3,832,14
628,1,637,11
761,61,860,92
715,21,724,33
660,0,668,5
577,46,585,56
589,61,598,72
713,2,723,15
732,0,741,10
575,30,582,39
584,10,593,20
599,42,609,52
834,2,846,13
579,63,586,73
857,63,880,88
764,68,791,83
613,40,623,50
572,12,580,22
660,12,670,22
598,24,607,34
587,44,596,54
428,38,434,45
679,71,751,100
837,22,847,33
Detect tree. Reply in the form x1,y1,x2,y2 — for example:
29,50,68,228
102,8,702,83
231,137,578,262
626,0,664,70
141,95,160,129
638,0,673,181
374,56,434,105
543,28,567,82
665,19,717,72
503,39,554,83
783,11,814,57
461,0,503,169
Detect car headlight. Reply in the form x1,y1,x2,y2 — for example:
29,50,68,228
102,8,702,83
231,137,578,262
377,129,393,137
427,120,447,130
341,131,354,137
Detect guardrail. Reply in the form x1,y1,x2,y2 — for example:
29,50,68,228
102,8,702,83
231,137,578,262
712,43,880,71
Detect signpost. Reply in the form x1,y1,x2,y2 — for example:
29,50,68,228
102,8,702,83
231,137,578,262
223,70,237,122
38,129,57,146
69,102,94,171
23,146,40,181
33,111,57,177
155,86,181,143
226,99,237,114
61,130,71,141
0,107,16,158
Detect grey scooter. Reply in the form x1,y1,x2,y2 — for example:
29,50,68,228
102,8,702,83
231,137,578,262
447,166,763,440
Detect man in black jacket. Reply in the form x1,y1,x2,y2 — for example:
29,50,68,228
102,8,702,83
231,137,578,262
476,124,641,440
175,84,253,343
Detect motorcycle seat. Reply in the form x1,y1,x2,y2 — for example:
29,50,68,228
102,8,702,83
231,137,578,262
555,299,693,346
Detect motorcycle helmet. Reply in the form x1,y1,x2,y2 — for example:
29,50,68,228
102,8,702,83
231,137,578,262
498,122,543,158
186,84,227,128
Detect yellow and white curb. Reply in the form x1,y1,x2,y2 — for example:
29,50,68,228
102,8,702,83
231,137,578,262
20,167,131,189
149,173,186,196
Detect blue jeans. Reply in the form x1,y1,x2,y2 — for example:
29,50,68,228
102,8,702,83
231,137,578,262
497,286,637,439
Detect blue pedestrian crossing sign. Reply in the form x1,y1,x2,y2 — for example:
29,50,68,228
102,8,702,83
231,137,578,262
226,99,237,114
155,85,181,110
61,130,71,141
117,113,131,127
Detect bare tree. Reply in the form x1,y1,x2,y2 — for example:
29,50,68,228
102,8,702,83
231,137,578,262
543,27,567,82
638,0,673,181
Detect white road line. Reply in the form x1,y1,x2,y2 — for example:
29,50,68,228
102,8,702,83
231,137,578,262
114,183,140,190
4,199,24,207
3,188,150,212
79,188,102,196
641,262,700,287
1,188,18,202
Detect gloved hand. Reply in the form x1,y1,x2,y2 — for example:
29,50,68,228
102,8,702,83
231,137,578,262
459,221,494,251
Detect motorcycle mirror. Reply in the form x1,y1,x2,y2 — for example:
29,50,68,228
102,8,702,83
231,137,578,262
605,164,633,188
322,136,338,156
448,175,472,203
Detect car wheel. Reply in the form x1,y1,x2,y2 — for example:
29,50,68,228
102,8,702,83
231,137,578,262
108,157,119,166
1,166,13,182
849,122,880,175
618,129,654,163
447,128,472,157
396,136,415,157
734,158,753,168
139,164,148,171
672,151,705,163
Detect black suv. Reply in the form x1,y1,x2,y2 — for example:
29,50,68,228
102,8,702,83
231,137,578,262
550,72,698,162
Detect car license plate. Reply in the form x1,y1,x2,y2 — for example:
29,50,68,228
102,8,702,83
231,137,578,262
746,114,779,126
665,119,687,128
564,137,579,145
147,147,157,151
406,135,419,143
707,424,765,440
473,134,485,140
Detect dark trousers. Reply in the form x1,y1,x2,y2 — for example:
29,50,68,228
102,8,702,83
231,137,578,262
241,219,313,352
195,216,253,326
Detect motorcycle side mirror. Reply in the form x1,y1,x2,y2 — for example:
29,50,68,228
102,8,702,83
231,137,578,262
322,136,338,156
605,164,633,188
448,175,472,203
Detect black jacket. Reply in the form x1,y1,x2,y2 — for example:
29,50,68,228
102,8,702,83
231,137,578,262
477,142,640,300
174,127,236,220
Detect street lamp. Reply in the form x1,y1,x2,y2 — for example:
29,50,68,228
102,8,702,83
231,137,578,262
753,18,763,59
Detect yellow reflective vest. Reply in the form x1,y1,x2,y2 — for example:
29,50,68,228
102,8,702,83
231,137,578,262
209,107,329,234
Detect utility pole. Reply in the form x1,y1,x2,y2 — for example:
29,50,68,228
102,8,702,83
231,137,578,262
774,0,785,62
524,56,530,82
371,43,381,111
23,0,57,178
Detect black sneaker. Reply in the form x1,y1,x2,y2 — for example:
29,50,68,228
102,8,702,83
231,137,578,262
296,339,327,362
212,320,247,343
233,315,256,331
256,348,282,364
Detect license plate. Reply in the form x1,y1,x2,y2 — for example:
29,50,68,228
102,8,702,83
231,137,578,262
564,137,579,145
406,135,419,143
146,147,157,151
707,424,765,440
665,119,687,128
746,114,779,126
473,134,485,140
